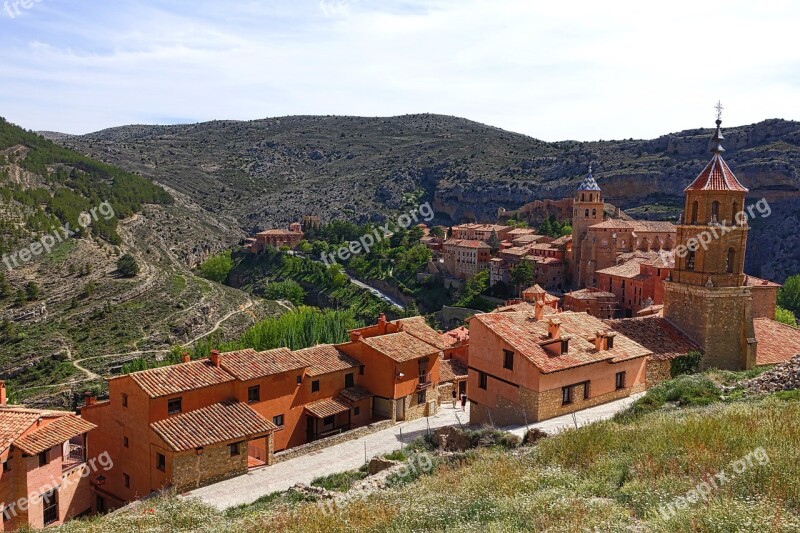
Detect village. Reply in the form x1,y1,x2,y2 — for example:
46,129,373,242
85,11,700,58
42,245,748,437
2,117,800,530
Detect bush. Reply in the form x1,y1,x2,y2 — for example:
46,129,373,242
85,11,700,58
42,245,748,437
117,254,139,277
199,251,234,283
262,280,306,305
310,470,367,492
670,350,703,377
615,374,721,423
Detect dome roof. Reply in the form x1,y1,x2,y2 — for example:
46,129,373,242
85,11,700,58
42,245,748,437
577,167,601,192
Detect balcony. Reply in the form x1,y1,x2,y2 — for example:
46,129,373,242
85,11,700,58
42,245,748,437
62,444,86,472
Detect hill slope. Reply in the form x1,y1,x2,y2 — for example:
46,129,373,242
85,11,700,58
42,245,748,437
51,115,800,282
0,118,270,409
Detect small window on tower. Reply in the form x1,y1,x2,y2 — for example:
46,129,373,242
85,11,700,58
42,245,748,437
687,251,696,271
726,248,735,274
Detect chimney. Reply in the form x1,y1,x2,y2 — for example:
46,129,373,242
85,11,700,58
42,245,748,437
83,391,96,407
181,352,191,364
0,381,6,405
350,331,363,342
210,349,222,368
378,313,387,324
594,331,606,352
548,318,562,340
534,301,544,321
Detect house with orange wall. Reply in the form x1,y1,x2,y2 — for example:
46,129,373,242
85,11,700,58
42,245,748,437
0,382,97,531
468,310,652,426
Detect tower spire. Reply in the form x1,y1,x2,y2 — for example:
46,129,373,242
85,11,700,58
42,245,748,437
711,101,725,154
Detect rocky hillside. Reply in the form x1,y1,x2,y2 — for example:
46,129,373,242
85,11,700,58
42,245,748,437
51,115,800,282
0,119,272,409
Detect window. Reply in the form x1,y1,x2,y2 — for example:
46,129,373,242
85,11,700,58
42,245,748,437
478,372,488,390
273,414,284,427
417,391,426,404
359,365,365,376
229,442,241,457
167,397,182,415
123,473,130,488
38,451,48,467
2,461,8,472
323,415,334,426
311,380,320,393
562,386,574,405
42,490,57,525
584,209,589,217
502,350,514,371
345,373,355,388
296,375,302,385
122,393,128,407
711,201,720,221
686,250,696,271
690,201,699,224
248,385,260,403
584,382,591,400
353,406,360,416
123,436,129,448
156,453,166,471
616,372,627,390
726,248,736,274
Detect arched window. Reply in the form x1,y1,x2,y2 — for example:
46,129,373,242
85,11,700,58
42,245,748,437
690,201,699,224
581,193,585,202
584,209,589,217
687,251,696,271
589,194,593,202
592,209,597,217
726,247,736,273
732,201,739,224
711,201,720,222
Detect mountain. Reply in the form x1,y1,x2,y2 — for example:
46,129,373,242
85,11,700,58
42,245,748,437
0,118,271,409
50,114,800,282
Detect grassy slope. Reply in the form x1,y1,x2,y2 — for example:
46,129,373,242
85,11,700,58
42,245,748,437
57,382,800,532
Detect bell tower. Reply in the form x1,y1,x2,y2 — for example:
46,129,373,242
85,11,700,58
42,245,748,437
570,165,604,288
664,106,757,370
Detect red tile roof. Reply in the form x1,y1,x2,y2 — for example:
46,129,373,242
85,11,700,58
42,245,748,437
753,318,800,365
440,358,468,381
339,386,373,403
630,221,677,233
685,154,748,192
294,345,360,377
220,348,308,381
473,311,651,373
604,317,701,361
361,332,441,362
596,260,646,279
394,317,450,350
129,359,235,398
0,410,42,454
15,416,97,456
305,397,352,419
151,401,276,452
443,326,469,345
745,276,781,288
444,239,491,249
564,288,617,300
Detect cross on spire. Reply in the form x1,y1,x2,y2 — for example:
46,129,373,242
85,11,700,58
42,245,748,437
715,100,724,122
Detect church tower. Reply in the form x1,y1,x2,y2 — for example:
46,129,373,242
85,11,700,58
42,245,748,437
663,109,757,370
570,166,604,288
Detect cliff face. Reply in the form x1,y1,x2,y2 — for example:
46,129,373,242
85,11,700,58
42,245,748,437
50,115,800,282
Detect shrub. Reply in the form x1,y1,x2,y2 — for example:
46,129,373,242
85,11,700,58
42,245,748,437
199,251,234,283
117,254,139,277
310,470,367,492
615,374,721,423
262,279,306,305
670,350,703,377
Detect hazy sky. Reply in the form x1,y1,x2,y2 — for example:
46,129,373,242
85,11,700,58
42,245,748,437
2,0,799,141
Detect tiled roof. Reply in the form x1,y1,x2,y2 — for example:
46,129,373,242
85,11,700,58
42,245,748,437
753,319,800,365
361,332,441,362
685,154,748,192
473,311,651,373
294,345,360,377
129,359,235,398
630,221,676,233
151,401,276,452
305,397,351,419
596,260,645,279
507,228,538,237
605,317,701,361
550,235,572,246
745,276,781,288
339,386,373,403
522,284,547,296
444,239,491,249
15,416,97,456
590,219,633,230
577,169,601,191
564,288,617,300
494,301,558,315
258,229,303,236
440,358,468,381
394,317,450,350
513,235,547,244
0,410,41,454
220,348,308,381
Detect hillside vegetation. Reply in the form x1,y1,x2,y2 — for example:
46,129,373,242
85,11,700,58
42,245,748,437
52,115,800,281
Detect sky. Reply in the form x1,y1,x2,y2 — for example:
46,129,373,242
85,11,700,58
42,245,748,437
1,0,799,141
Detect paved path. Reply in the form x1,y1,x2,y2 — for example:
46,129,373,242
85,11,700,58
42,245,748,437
183,405,470,509
183,393,643,510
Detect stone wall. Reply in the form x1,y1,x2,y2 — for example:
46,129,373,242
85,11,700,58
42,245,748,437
535,382,647,421
273,420,394,463
403,386,439,422
171,442,247,493
646,358,673,387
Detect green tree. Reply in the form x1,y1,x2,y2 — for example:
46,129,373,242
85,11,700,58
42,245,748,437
0,273,11,299
263,280,306,306
456,270,490,309
24,281,39,301
778,275,800,316
510,261,534,296
14,288,25,306
776,306,798,327
430,226,445,238
117,254,140,277
199,251,234,284
296,240,313,254
487,230,501,254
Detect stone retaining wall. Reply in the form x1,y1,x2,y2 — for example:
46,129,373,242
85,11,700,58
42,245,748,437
274,420,395,463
